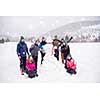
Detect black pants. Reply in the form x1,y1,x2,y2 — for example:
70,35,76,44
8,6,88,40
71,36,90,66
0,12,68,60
67,68,76,75
40,51,45,64
54,49,59,61
20,56,26,72
32,56,38,73
26,69,36,78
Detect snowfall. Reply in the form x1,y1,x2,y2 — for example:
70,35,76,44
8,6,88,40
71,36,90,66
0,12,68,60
0,40,100,83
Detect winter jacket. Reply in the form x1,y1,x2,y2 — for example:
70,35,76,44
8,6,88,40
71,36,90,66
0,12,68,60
52,39,62,47
17,42,29,57
26,59,36,71
62,45,70,59
39,41,47,49
30,44,40,57
66,58,76,70
61,44,66,53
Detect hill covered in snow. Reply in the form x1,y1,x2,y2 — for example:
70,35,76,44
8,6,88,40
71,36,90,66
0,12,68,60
42,20,100,42
1,18,100,42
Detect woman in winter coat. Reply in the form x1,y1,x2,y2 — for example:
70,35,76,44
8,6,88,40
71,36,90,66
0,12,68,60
17,36,29,75
29,40,40,76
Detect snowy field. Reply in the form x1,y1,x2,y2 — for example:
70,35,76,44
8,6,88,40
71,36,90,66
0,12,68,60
0,42,100,83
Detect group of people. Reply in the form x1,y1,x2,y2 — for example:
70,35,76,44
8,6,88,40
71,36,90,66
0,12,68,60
52,35,77,75
16,35,77,78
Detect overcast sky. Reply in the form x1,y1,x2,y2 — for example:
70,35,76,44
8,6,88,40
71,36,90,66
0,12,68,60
0,16,100,37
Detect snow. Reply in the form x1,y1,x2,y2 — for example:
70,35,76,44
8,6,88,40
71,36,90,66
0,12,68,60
0,42,100,82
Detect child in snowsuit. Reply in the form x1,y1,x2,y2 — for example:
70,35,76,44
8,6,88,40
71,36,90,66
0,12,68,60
17,36,29,75
65,55,77,75
26,55,36,78
29,40,40,77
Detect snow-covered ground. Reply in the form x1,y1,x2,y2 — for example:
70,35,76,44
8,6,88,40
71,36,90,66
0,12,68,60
0,42,100,82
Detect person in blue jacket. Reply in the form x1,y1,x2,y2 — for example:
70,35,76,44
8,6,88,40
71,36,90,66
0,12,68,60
17,36,29,75
39,37,47,64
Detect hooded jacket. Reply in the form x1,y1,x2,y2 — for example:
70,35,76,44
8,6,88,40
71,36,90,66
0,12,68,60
17,42,29,57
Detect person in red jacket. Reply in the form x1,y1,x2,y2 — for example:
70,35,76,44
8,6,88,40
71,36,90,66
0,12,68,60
65,55,77,75
26,55,36,78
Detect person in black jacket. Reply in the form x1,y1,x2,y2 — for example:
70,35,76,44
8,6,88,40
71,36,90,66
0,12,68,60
60,38,71,64
17,36,29,75
60,38,66,63
63,43,70,60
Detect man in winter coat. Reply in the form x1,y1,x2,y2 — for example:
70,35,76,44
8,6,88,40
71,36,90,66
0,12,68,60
17,36,29,75
52,35,62,61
